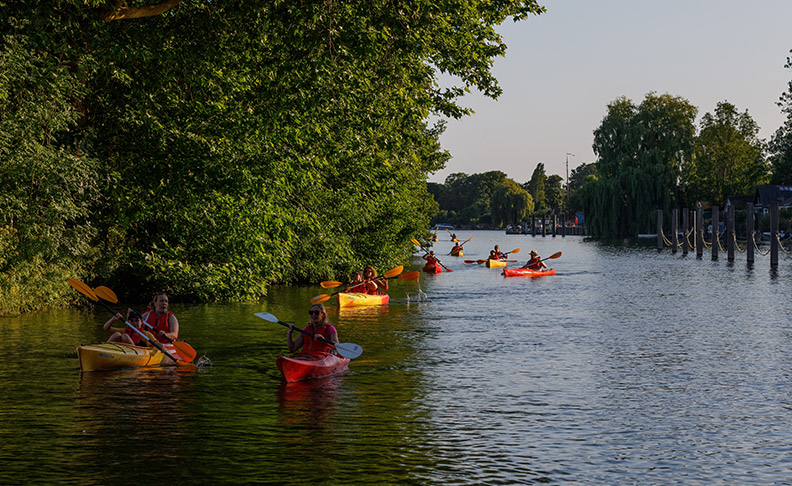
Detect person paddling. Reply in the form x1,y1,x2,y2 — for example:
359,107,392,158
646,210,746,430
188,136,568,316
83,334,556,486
363,265,388,294
522,250,547,270
493,245,507,260
141,293,180,344
287,303,339,354
103,310,156,346
423,250,442,267
345,270,367,293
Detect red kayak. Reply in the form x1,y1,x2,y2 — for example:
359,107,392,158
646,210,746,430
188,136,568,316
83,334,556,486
276,352,350,382
502,267,556,277
422,263,442,273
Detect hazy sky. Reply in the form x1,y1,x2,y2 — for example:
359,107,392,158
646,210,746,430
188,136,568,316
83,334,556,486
429,0,792,185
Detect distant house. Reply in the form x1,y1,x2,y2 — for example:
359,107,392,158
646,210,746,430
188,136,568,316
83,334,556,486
753,185,792,213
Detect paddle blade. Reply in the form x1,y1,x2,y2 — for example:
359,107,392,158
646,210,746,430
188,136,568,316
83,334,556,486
410,238,421,247
546,251,562,260
320,280,344,289
398,271,420,281
383,265,404,278
310,294,332,304
334,342,363,359
254,312,279,323
172,341,197,362
477,259,487,264
509,248,521,254
68,278,97,301
94,285,119,304
444,267,453,272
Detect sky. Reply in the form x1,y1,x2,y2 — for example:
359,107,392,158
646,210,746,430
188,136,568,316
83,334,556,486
429,0,792,185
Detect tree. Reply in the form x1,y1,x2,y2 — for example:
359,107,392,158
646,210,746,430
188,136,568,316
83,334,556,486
683,101,768,205
769,49,792,184
582,93,697,237
490,181,534,227
525,163,547,213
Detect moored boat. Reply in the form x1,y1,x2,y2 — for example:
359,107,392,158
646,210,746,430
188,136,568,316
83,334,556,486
337,292,390,307
422,262,443,273
77,342,178,372
502,267,556,277
485,259,508,268
276,352,350,382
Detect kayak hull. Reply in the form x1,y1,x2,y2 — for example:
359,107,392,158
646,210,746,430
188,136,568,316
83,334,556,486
450,249,463,257
337,292,390,307
485,259,508,268
277,352,350,382
77,342,175,372
422,263,443,273
502,267,556,277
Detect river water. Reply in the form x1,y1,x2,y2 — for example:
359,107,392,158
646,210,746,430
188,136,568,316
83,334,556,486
1,231,791,485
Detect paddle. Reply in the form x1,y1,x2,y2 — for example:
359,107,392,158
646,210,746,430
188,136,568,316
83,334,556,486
254,312,363,359
319,265,404,289
522,251,562,268
466,248,521,264
93,285,197,362
68,279,187,364
411,238,452,272
448,236,473,255
311,271,420,304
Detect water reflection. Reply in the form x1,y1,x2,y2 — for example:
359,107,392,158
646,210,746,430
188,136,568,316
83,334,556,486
276,376,347,426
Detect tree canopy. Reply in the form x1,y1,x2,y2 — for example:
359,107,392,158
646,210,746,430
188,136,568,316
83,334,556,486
0,0,545,314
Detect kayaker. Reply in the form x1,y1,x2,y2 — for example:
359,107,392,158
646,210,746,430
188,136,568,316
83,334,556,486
142,293,179,344
346,271,366,293
103,310,157,346
423,250,441,266
523,250,547,270
493,245,507,260
287,303,339,354
363,265,388,294
451,242,462,254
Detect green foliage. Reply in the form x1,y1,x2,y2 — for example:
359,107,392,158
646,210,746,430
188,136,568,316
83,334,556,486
490,180,533,227
545,174,564,214
683,101,768,205
583,93,697,237
0,0,545,312
769,50,792,184
525,162,547,213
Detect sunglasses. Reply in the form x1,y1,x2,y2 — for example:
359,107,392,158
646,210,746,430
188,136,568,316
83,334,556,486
308,310,321,316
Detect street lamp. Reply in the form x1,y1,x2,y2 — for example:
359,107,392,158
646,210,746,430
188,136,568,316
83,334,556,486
566,152,575,214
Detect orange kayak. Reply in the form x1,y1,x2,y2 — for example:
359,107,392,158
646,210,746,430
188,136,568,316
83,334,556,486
502,267,556,277
422,263,442,273
277,352,350,382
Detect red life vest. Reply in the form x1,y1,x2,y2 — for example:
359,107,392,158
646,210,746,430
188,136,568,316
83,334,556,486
526,256,542,270
124,326,149,346
302,324,336,353
144,310,174,343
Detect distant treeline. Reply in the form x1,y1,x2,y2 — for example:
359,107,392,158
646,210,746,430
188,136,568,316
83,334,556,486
429,80,792,236
0,1,545,315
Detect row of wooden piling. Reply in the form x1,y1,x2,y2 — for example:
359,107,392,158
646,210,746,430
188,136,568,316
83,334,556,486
657,200,784,265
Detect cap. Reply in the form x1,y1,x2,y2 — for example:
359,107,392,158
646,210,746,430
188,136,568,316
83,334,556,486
530,250,538,255
128,311,143,320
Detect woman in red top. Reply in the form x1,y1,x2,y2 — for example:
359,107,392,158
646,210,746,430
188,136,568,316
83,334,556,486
287,303,339,354
142,293,179,344
363,265,387,294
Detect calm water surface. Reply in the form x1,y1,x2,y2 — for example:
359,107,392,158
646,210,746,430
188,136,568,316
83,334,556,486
2,231,792,485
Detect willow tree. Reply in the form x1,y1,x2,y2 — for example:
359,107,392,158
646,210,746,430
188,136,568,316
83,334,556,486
769,49,792,184
490,181,533,227
583,93,697,237
1,1,546,309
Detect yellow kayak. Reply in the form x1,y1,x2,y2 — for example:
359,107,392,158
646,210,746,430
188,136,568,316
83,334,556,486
337,292,390,307
77,342,177,372
485,259,508,268
450,249,463,257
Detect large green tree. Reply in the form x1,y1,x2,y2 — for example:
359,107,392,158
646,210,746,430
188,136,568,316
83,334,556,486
524,162,547,212
683,101,768,205
490,181,533,227
0,0,546,312
583,93,697,237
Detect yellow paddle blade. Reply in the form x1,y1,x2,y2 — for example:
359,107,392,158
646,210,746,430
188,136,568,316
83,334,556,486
94,285,119,303
320,280,344,289
68,278,98,301
311,294,332,304
411,238,421,246
398,271,420,281
383,265,404,278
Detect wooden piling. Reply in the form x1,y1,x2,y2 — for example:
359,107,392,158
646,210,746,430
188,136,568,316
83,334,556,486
746,202,754,263
711,206,719,260
657,209,663,250
531,215,536,236
542,214,547,237
671,208,678,254
696,205,704,257
562,215,566,237
771,200,779,266
682,208,689,255
552,214,557,237
727,203,735,262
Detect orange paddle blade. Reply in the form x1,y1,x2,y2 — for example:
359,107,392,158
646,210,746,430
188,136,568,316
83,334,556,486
383,265,404,278
172,341,197,362
68,278,98,301
320,280,344,289
311,294,332,304
398,271,420,281
508,248,521,254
